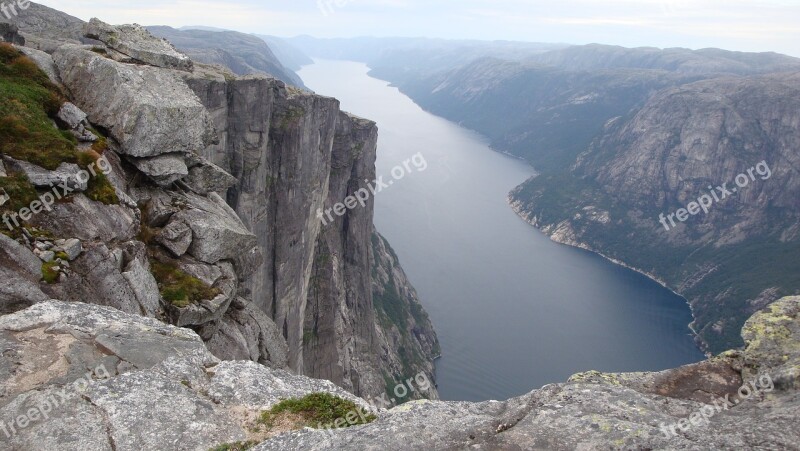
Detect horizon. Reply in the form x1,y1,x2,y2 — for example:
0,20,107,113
34,0,800,58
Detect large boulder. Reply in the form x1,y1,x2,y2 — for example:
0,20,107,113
84,18,193,72
5,158,88,191
0,301,371,450
0,234,48,313
52,45,216,158
0,22,24,45
128,154,189,187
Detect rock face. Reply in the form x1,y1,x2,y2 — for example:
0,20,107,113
84,19,194,71
5,3,438,403
0,301,369,450
511,72,800,354
2,297,797,450
53,45,216,159
147,25,305,87
189,70,439,399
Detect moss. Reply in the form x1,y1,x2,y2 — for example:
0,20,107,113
54,251,69,261
150,259,220,308
258,393,375,430
277,107,305,129
41,260,60,284
208,442,257,451
0,43,77,171
0,172,39,214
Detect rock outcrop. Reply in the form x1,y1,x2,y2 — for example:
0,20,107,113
2,297,797,450
4,3,438,403
84,18,194,71
0,301,369,450
147,25,305,87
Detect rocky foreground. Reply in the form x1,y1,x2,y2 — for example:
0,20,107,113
1,297,798,450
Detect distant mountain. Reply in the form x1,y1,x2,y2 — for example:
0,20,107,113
511,72,800,353
256,35,313,71
347,42,800,354
527,44,800,76
147,26,305,87
286,36,566,80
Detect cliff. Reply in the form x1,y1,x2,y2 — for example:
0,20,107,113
1,6,438,402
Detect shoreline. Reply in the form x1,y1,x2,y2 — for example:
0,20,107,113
506,195,711,358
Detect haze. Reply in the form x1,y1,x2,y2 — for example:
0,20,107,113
37,0,800,57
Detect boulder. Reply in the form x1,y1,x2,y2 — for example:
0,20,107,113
183,154,238,195
56,102,98,142
155,218,192,257
128,154,189,187
16,46,64,89
0,234,48,313
8,159,88,191
0,22,24,45
177,192,258,265
30,194,137,242
53,45,217,158
84,18,193,72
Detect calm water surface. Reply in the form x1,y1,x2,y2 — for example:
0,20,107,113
299,60,705,401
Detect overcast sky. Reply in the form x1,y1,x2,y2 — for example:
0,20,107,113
38,0,800,56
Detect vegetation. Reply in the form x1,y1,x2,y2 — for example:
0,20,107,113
149,259,220,308
41,260,60,284
0,172,38,214
208,442,257,451
0,43,75,170
258,393,375,430
0,43,118,206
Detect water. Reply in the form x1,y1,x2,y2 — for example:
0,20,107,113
299,60,705,402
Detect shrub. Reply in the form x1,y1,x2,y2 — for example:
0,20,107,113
258,393,376,430
150,259,220,308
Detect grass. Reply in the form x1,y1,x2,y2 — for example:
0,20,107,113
149,259,220,308
0,43,76,170
41,260,60,284
208,442,257,451
0,172,38,214
0,43,118,206
258,393,375,430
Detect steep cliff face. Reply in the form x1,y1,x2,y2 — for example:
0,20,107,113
188,72,438,399
2,6,438,401
511,72,800,353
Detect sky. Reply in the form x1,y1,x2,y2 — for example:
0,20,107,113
38,0,800,57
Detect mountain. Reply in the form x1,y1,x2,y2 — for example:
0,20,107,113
256,35,313,71
347,42,800,354
147,25,306,87
2,6,800,450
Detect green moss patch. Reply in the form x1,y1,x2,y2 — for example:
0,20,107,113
0,43,76,170
41,260,60,284
258,393,375,431
209,442,257,451
150,259,220,308
0,172,38,214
